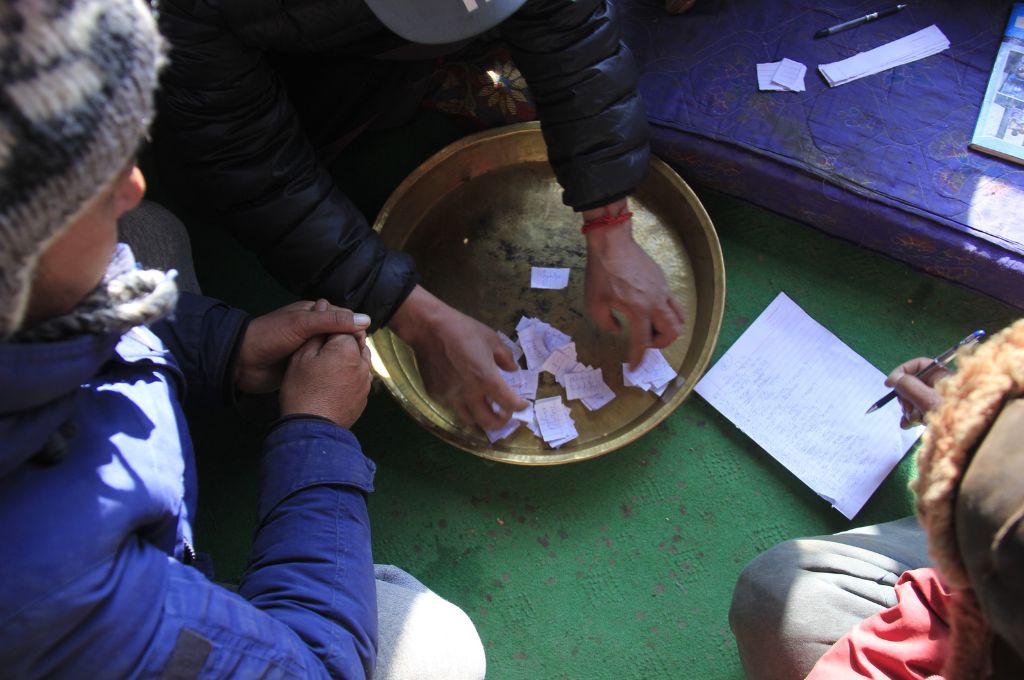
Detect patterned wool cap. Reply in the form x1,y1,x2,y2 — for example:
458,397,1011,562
0,0,165,338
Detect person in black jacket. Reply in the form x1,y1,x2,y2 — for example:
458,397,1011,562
155,0,684,430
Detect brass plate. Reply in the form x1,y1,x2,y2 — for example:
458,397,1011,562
369,123,725,465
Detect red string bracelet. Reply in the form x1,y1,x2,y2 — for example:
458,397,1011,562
581,209,633,234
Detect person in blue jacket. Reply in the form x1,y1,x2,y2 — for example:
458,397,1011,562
0,0,484,677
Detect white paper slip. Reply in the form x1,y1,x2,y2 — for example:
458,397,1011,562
542,323,572,353
623,348,678,392
818,25,950,87
534,395,577,444
500,368,539,400
581,382,616,411
512,401,535,424
562,367,610,401
757,58,806,92
541,342,578,378
530,266,571,290
694,292,923,519
518,322,551,370
484,418,519,444
496,330,523,363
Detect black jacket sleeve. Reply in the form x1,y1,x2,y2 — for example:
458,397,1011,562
155,0,417,332
502,0,651,211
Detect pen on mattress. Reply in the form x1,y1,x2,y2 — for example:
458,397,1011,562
865,329,986,415
814,4,908,39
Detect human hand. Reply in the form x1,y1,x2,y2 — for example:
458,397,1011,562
388,286,528,429
235,299,369,394
885,357,950,429
584,217,685,368
279,331,372,428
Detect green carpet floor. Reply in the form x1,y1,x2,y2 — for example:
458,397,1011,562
168,113,1020,679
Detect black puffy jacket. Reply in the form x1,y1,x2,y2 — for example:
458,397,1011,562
156,0,650,329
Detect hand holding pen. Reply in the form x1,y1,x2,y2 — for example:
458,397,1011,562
867,330,985,428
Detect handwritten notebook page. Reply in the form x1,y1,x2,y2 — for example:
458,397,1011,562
695,293,923,519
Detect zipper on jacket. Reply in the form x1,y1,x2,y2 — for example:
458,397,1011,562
182,537,197,565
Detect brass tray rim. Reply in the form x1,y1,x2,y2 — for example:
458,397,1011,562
369,122,726,465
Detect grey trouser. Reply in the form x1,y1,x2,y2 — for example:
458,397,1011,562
119,201,486,680
729,516,932,680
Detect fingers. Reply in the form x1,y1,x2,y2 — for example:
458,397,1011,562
470,372,527,429
884,357,933,387
294,333,327,360
589,300,621,334
667,295,686,328
321,331,366,363
297,301,371,338
626,311,653,369
492,338,519,372
649,299,684,349
465,394,515,431
893,372,943,416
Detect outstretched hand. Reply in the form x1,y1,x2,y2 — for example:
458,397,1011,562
235,299,370,394
584,218,684,367
388,286,528,429
885,357,949,429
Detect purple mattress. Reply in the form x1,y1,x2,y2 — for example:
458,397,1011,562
615,0,1024,308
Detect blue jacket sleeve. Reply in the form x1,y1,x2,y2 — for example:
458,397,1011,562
139,419,377,679
150,292,250,409
239,418,378,678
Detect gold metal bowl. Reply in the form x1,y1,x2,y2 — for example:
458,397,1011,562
369,123,725,465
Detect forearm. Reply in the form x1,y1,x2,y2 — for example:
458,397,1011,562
386,285,445,347
240,418,378,677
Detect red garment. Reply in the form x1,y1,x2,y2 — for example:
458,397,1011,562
806,568,952,680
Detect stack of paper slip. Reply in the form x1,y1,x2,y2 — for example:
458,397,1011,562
533,395,579,447
517,317,571,370
818,25,949,87
757,58,807,92
484,416,520,444
561,366,616,411
499,368,539,400
623,348,678,396
484,314,620,446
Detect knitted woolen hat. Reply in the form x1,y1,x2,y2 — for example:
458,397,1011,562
0,0,165,339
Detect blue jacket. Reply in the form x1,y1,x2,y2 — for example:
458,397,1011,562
0,293,378,678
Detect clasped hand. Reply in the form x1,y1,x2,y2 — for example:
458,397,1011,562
235,299,372,428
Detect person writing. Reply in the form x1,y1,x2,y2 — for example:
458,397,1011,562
729,322,1024,679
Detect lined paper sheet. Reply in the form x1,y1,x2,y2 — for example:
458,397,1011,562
695,293,923,519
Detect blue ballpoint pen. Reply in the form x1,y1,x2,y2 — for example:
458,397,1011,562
865,329,986,414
